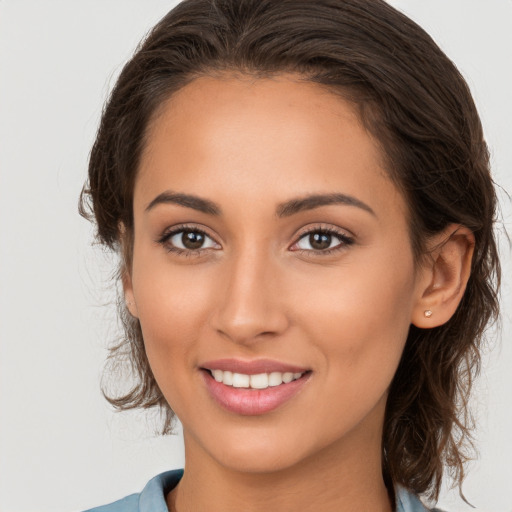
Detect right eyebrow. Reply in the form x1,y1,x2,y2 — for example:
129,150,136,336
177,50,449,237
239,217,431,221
145,191,222,216
276,192,376,218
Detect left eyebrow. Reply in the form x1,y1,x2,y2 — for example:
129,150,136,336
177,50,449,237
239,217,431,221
276,193,376,218
145,191,222,215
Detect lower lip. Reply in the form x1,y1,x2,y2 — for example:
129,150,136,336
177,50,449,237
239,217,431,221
202,370,311,416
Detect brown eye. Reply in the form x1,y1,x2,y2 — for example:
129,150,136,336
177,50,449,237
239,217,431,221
293,229,354,253
309,232,332,250
181,230,205,249
167,229,219,251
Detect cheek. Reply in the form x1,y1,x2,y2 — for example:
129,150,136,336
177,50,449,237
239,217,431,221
290,245,416,393
284,267,414,444
130,253,219,380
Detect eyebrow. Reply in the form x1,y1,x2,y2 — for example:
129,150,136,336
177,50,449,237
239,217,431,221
145,190,375,218
276,193,376,218
145,191,221,215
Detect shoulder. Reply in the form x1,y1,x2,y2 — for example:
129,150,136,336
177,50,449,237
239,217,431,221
395,486,447,512
82,469,184,512
82,493,140,512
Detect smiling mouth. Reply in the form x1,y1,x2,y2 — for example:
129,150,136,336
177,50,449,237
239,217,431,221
201,367,312,415
205,369,306,389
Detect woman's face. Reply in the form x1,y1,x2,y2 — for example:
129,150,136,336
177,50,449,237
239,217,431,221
125,75,427,474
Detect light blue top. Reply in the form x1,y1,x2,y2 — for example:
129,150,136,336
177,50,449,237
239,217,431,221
83,469,442,512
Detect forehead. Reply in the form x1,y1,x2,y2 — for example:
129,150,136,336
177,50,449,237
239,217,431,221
136,74,406,223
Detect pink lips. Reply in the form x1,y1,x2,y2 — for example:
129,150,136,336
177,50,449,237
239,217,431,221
200,358,311,416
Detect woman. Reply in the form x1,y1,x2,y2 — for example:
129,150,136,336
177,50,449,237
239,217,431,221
79,0,500,510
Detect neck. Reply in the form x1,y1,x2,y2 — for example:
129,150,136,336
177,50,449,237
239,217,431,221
167,408,393,512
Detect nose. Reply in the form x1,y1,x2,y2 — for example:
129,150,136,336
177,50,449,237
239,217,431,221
211,247,290,345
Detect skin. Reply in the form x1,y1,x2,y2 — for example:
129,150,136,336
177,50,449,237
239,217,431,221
124,74,474,512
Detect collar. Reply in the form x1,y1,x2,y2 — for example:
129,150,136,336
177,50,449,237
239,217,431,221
138,470,433,512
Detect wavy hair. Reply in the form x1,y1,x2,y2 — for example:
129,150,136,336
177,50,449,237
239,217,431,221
80,0,500,501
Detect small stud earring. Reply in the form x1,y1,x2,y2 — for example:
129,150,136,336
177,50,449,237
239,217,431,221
424,309,433,318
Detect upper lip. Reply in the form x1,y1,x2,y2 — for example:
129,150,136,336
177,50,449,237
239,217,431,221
200,358,309,375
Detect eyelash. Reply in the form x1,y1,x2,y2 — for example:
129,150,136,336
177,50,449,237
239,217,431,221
156,224,218,257
291,226,355,256
156,224,355,257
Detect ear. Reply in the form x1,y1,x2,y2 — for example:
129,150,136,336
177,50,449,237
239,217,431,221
122,267,139,318
411,224,475,328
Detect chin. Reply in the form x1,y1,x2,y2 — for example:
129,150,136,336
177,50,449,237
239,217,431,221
217,449,305,475
197,425,310,474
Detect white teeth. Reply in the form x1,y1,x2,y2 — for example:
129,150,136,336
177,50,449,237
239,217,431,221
210,370,304,389
232,373,250,388
250,373,269,389
223,370,233,386
282,372,294,383
268,372,283,386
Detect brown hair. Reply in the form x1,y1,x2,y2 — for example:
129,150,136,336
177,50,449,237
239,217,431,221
80,0,500,501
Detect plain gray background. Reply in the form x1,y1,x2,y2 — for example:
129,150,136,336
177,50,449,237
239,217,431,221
0,1,510,511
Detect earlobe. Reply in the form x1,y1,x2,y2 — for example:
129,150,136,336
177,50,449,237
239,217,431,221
412,224,475,329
